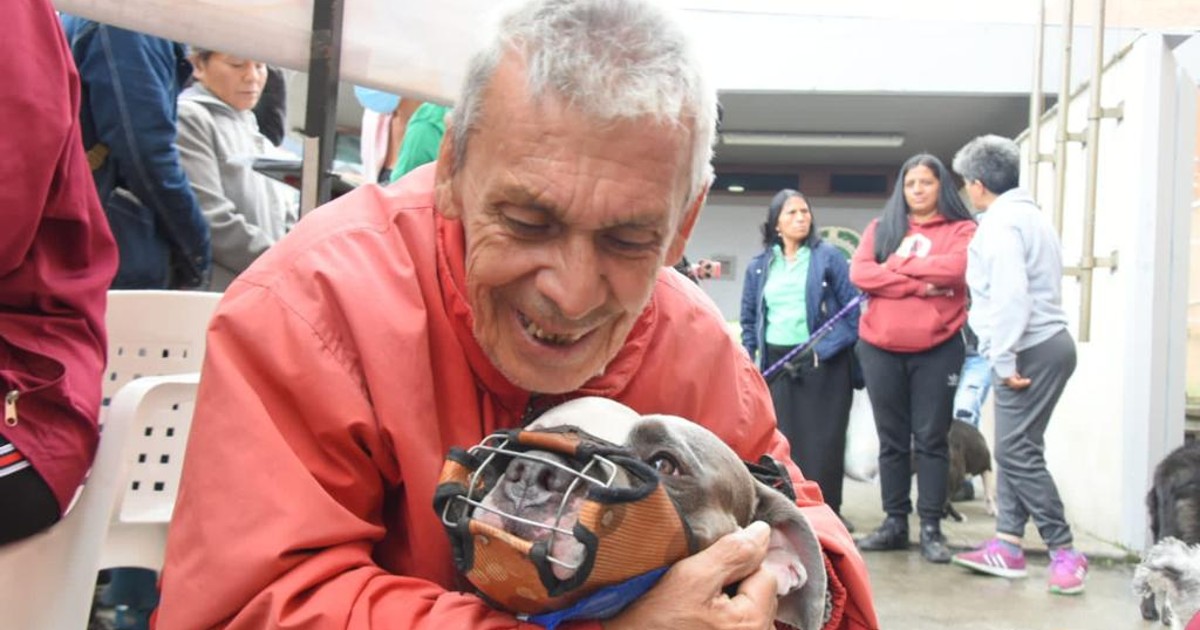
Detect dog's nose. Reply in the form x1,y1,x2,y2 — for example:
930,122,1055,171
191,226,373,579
504,454,573,508
507,457,571,492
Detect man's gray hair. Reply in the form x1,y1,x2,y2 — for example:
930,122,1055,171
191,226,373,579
450,0,717,205
952,134,1021,195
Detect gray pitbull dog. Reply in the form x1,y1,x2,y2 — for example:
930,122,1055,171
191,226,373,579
472,396,829,629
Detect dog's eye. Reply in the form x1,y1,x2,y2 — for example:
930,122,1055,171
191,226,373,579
648,453,680,476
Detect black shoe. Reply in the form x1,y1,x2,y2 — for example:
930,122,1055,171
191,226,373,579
855,517,908,551
920,523,952,563
951,479,975,502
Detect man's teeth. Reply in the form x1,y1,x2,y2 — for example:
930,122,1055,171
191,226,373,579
525,320,581,345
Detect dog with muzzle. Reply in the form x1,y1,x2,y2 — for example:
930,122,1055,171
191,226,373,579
435,396,828,629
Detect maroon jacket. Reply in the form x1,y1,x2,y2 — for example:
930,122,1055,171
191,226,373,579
1,0,119,513
850,216,975,353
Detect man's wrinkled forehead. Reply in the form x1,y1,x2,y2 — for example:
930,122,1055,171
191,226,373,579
479,54,697,209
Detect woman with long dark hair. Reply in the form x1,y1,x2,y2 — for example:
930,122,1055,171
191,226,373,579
740,189,861,528
850,154,976,563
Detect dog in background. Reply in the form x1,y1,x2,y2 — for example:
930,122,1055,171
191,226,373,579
912,419,996,522
947,420,996,520
1139,442,1200,624
1134,538,1200,629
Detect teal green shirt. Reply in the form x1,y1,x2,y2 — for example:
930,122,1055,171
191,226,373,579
763,245,811,346
389,103,450,182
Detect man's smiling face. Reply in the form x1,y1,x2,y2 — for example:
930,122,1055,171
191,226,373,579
434,55,702,394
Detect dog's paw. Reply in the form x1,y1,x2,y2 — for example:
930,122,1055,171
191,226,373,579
984,497,997,517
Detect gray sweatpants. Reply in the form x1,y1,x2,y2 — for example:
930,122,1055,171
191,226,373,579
993,329,1076,548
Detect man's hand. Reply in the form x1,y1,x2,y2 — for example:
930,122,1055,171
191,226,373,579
1002,373,1032,390
920,283,954,298
602,521,778,630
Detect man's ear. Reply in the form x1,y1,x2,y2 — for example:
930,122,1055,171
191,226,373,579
664,180,709,266
433,121,461,220
752,481,828,630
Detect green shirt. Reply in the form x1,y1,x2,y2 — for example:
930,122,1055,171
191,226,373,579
389,103,450,182
763,244,811,346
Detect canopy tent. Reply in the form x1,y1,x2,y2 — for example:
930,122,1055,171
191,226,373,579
53,0,495,209
53,0,482,103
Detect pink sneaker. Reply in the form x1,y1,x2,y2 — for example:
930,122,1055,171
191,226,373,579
951,538,1028,578
1047,548,1088,595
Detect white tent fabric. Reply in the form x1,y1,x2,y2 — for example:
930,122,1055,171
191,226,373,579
53,0,490,103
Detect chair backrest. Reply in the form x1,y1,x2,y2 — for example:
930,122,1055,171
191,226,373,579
103,290,220,402
0,368,139,629
0,291,220,627
100,375,201,570
99,290,221,569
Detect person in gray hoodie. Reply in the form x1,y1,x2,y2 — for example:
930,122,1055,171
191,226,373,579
177,48,296,291
949,134,1088,596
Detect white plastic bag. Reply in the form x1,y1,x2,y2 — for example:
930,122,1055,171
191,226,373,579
844,389,879,482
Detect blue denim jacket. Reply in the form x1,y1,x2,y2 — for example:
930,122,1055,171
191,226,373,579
739,241,861,371
61,16,211,289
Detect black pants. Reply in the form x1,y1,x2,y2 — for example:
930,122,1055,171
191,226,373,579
0,437,60,544
856,334,964,523
766,345,853,512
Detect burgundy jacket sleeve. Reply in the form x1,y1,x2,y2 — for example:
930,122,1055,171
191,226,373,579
884,220,977,287
0,0,117,513
0,0,71,268
849,221,924,298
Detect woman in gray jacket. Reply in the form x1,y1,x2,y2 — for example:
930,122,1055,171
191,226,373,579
177,48,295,290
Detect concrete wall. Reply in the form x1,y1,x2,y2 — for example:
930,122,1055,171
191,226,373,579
1020,33,1195,550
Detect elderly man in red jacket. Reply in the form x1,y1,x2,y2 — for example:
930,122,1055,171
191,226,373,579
1,0,118,544
156,0,877,628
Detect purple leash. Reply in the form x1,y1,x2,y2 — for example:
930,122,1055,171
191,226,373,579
761,293,865,381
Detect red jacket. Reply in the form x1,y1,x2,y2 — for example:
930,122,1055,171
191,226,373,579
157,166,878,629
0,0,118,513
850,217,975,353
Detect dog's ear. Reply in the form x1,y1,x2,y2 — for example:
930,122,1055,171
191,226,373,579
752,481,828,629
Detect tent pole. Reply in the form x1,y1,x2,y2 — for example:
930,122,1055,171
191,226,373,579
300,0,345,216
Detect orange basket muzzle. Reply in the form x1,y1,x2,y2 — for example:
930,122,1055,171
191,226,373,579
433,427,696,616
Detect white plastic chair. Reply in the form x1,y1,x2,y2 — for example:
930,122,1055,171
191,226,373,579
0,291,220,627
99,290,220,570
102,290,219,403
0,371,140,629
100,374,202,571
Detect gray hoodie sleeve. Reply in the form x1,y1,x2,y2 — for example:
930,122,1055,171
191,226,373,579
176,100,274,275
977,220,1031,378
